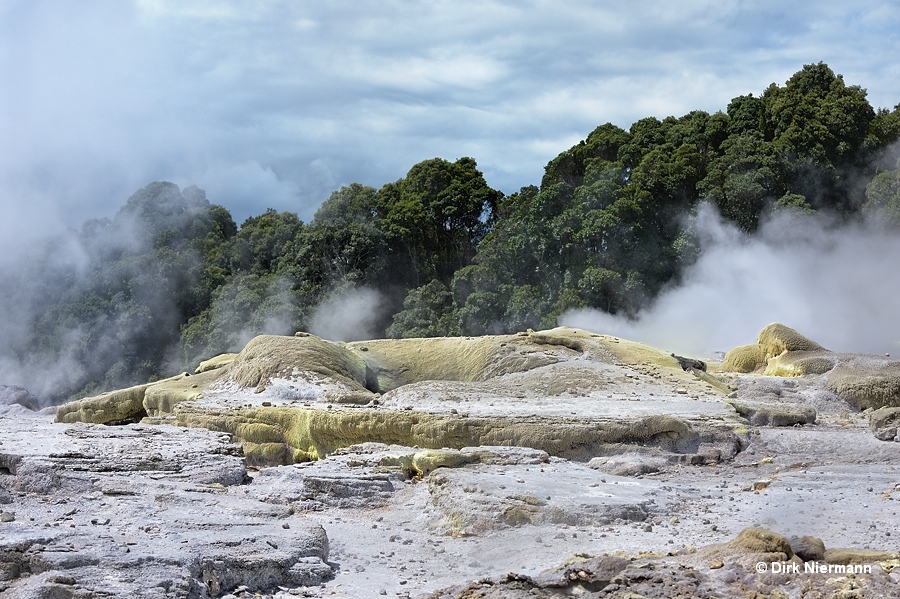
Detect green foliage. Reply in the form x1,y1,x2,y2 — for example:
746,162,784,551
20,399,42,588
312,183,379,227
305,185,390,288
863,170,900,225
762,63,873,166
866,105,900,171
699,133,786,230
760,62,876,211
229,209,304,274
577,267,625,313
727,94,765,136
446,62,897,339
377,157,502,286
773,192,815,215
386,280,460,338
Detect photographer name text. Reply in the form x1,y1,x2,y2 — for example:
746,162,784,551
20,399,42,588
756,561,872,574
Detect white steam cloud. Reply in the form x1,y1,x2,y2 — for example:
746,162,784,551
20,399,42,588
561,204,900,358
0,183,214,404
308,287,385,342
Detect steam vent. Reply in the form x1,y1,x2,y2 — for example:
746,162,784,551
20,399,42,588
2,324,899,597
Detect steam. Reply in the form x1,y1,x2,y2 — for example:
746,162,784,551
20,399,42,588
192,274,302,361
0,229,92,404
0,178,386,404
0,184,208,404
308,287,385,342
561,203,900,357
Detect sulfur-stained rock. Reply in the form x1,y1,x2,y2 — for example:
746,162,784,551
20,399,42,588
696,527,796,569
172,403,738,465
827,362,900,410
764,351,836,376
143,368,221,416
195,352,239,373
757,323,825,358
407,449,479,476
722,344,766,373
727,527,794,557
723,323,834,376
55,327,734,438
722,323,831,376
722,323,900,417
242,441,294,467
346,335,508,392
55,371,217,425
228,334,371,393
54,379,161,424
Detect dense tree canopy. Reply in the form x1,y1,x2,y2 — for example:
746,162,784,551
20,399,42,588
3,63,900,402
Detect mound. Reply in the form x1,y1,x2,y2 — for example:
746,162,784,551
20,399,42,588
727,527,795,557
757,322,825,358
55,326,742,465
722,344,766,373
722,322,900,417
228,334,371,393
827,362,900,410
722,323,830,375
347,335,511,392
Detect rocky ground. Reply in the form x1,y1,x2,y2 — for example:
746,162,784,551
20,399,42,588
2,325,900,597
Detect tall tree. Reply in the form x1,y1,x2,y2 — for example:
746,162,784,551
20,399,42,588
377,157,502,286
761,62,875,211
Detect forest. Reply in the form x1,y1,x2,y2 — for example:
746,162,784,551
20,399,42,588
4,62,900,403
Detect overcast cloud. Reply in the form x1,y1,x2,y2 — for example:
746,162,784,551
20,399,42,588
2,0,899,238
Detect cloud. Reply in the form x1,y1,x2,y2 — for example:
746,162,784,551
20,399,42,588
561,204,900,358
193,161,303,222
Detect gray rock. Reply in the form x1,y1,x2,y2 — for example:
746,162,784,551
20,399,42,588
0,386,40,411
870,406,900,441
197,527,331,595
789,535,826,561
534,554,630,588
726,398,816,426
588,453,669,476
426,461,652,532
0,416,332,597
250,457,400,510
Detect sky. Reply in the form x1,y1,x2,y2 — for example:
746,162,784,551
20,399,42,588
2,0,900,237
